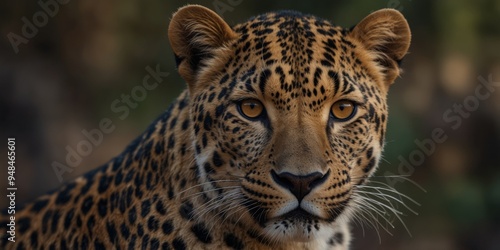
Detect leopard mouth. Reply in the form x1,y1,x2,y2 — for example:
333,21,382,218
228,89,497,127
277,206,346,224
278,208,321,221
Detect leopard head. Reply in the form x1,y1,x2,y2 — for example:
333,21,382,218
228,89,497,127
168,5,410,242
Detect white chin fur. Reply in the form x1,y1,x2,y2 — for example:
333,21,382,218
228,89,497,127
262,219,335,243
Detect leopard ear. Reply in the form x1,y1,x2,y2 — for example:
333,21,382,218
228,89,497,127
168,5,237,87
350,9,411,85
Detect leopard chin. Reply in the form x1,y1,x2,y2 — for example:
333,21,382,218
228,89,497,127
263,217,337,243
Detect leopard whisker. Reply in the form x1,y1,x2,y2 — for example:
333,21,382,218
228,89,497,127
356,191,413,237
206,190,245,233
217,198,256,232
193,193,228,220
353,195,396,229
350,198,384,242
182,185,241,200
354,197,394,236
356,187,419,215
232,200,257,226
177,180,241,196
353,181,414,209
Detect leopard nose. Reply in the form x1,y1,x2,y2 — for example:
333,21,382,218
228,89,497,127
271,170,330,201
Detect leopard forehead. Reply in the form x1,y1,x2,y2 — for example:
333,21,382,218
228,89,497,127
194,10,385,113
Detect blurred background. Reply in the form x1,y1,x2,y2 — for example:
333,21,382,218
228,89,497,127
1,0,499,249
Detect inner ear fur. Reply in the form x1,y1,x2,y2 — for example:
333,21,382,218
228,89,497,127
350,9,411,85
168,5,237,87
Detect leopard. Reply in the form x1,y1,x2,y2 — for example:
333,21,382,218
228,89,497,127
1,5,411,250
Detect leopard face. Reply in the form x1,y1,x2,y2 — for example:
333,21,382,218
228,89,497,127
169,5,410,243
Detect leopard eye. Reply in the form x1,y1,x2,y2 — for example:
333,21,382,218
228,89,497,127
331,100,356,121
238,99,264,119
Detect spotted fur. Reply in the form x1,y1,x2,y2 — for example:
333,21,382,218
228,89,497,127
1,5,410,250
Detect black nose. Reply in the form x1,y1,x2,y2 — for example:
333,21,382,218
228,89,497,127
271,170,330,201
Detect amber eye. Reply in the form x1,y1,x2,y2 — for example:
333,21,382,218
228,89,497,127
238,99,264,119
331,100,356,121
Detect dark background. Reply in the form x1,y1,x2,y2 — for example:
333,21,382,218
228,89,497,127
1,0,500,249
